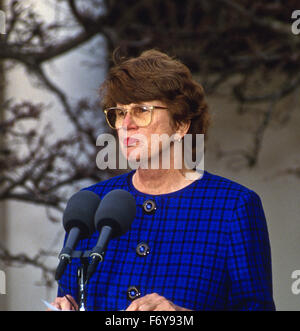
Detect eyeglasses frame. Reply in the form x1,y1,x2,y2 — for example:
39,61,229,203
103,105,168,130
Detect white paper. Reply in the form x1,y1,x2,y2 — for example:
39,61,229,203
42,299,62,311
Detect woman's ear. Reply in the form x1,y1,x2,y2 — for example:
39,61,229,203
176,120,191,140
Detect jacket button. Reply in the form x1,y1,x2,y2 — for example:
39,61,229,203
127,286,141,300
136,242,150,256
143,199,156,214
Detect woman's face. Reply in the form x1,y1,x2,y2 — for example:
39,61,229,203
117,100,179,168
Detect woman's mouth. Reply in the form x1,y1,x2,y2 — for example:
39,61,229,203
123,137,139,147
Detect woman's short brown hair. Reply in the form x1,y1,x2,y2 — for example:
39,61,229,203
99,49,211,162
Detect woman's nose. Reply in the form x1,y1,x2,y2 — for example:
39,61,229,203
122,111,137,129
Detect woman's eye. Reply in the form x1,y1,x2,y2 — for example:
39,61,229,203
116,109,125,117
135,106,148,114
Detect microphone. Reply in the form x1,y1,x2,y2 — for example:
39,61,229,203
86,189,136,282
55,190,101,281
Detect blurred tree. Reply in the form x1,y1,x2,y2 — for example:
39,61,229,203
0,0,299,282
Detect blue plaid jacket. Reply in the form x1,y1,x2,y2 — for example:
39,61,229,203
58,170,275,311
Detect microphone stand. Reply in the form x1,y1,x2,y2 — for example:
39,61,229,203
65,250,91,311
58,248,106,311
78,258,88,311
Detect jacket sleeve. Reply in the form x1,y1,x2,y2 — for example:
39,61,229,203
226,190,275,310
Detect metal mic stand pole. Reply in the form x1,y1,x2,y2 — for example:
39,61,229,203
78,258,88,311
70,250,91,311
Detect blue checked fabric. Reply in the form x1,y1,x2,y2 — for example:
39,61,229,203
58,170,275,311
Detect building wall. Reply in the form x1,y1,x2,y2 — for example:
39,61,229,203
205,92,300,311
2,1,106,310
4,49,106,310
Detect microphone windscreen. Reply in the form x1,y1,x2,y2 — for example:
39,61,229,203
63,190,101,238
94,189,136,238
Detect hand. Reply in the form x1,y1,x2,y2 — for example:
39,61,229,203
125,293,191,311
47,295,78,311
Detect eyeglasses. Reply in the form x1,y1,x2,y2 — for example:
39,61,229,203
103,105,168,129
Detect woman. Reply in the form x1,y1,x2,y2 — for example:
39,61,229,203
52,49,275,311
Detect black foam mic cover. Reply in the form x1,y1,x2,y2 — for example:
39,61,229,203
94,189,136,237
55,190,100,281
85,189,136,282
63,190,101,238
